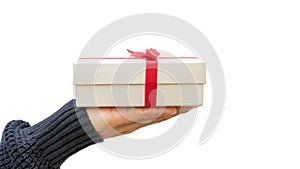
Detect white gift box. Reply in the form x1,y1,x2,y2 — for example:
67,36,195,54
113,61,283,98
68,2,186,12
73,56,206,107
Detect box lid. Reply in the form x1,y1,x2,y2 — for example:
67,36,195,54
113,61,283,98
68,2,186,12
74,57,206,85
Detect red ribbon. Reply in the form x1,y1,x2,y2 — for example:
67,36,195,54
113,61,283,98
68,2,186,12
127,48,160,107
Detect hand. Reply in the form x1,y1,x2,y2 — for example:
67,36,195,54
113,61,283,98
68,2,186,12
86,106,197,139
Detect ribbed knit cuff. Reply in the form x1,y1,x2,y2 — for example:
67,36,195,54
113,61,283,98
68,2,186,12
1,100,103,168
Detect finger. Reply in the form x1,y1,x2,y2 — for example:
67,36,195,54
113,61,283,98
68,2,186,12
114,107,177,124
94,107,176,130
176,106,198,114
151,113,178,124
118,111,178,135
98,107,134,127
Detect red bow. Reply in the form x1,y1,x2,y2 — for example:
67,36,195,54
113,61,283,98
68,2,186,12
127,48,160,60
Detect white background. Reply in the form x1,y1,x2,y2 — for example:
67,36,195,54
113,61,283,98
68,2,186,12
1,0,300,168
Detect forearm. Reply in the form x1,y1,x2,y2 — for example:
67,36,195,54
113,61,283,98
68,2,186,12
0,100,103,169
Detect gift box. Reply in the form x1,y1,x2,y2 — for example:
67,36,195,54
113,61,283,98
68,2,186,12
73,49,206,107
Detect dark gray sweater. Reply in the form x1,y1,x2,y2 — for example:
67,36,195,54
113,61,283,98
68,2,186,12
0,100,103,168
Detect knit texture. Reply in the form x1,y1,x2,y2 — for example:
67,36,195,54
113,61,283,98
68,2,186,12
0,100,103,169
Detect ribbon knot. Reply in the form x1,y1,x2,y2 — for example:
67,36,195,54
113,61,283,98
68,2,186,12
127,48,160,60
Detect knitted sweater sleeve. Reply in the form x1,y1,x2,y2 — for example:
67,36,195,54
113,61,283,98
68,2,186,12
0,100,103,169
